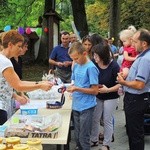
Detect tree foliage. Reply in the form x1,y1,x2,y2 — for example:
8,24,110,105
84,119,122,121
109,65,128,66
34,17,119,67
0,0,150,61
0,0,149,33
86,1,108,37
0,0,44,28
120,0,150,31
55,0,73,32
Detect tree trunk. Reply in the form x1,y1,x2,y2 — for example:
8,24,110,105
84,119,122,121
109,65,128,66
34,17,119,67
109,0,120,46
36,0,55,64
70,0,89,38
36,18,49,65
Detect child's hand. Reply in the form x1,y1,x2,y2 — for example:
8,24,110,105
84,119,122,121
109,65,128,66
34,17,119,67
66,85,76,93
117,72,124,79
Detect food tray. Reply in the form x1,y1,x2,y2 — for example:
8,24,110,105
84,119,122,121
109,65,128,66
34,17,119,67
5,113,62,139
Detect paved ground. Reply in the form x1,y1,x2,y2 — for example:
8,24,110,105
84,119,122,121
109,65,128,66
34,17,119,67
43,96,150,150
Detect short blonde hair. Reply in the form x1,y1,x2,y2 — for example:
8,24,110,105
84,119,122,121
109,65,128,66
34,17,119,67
68,41,85,55
119,29,135,40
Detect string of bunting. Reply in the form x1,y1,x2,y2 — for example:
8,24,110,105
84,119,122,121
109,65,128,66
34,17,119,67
3,25,48,35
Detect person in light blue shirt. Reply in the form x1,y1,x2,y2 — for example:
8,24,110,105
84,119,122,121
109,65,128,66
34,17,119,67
108,37,118,59
67,42,99,150
117,29,150,150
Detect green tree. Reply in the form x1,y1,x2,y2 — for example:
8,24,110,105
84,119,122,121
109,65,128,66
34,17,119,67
120,0,150,30
0,0,44,28
56,0,73,32
86,1,108,37
1,0,150,64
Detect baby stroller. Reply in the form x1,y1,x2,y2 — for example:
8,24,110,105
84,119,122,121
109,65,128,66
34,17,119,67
144,97,150,135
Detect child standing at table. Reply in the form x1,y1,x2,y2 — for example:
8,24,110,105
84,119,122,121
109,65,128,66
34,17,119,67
67,42,99,150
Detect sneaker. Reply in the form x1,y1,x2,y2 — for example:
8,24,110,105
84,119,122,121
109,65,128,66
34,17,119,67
91,141,99,147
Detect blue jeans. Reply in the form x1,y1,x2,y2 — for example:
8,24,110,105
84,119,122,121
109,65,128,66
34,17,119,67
73,107,95,150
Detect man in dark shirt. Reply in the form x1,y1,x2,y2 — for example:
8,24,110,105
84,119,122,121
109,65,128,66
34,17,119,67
49,31,72,83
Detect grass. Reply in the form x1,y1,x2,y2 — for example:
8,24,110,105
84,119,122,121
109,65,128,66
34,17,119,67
22,63,49,81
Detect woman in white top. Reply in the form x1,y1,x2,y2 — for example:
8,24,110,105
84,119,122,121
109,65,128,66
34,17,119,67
0,30,53,125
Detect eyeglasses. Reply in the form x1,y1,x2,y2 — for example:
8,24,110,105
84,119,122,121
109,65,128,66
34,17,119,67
93,53,99,59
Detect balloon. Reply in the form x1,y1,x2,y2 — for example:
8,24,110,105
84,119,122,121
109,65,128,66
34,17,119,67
4,25,11,32
35,28,42,36
18,27,24,35
44,27,48,33
26,27,32,34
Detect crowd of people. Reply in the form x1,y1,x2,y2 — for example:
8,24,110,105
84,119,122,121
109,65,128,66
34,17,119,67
48,27,150,150
0,26,150,150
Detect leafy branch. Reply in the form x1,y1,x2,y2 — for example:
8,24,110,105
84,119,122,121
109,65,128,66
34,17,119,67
16,0,37,26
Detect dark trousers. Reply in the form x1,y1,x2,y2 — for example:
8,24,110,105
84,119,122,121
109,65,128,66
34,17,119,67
55,68,71,83
0,109,7,125
124,92,149,150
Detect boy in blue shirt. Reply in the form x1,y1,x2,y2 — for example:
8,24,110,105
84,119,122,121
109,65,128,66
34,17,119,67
67,42,99,150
